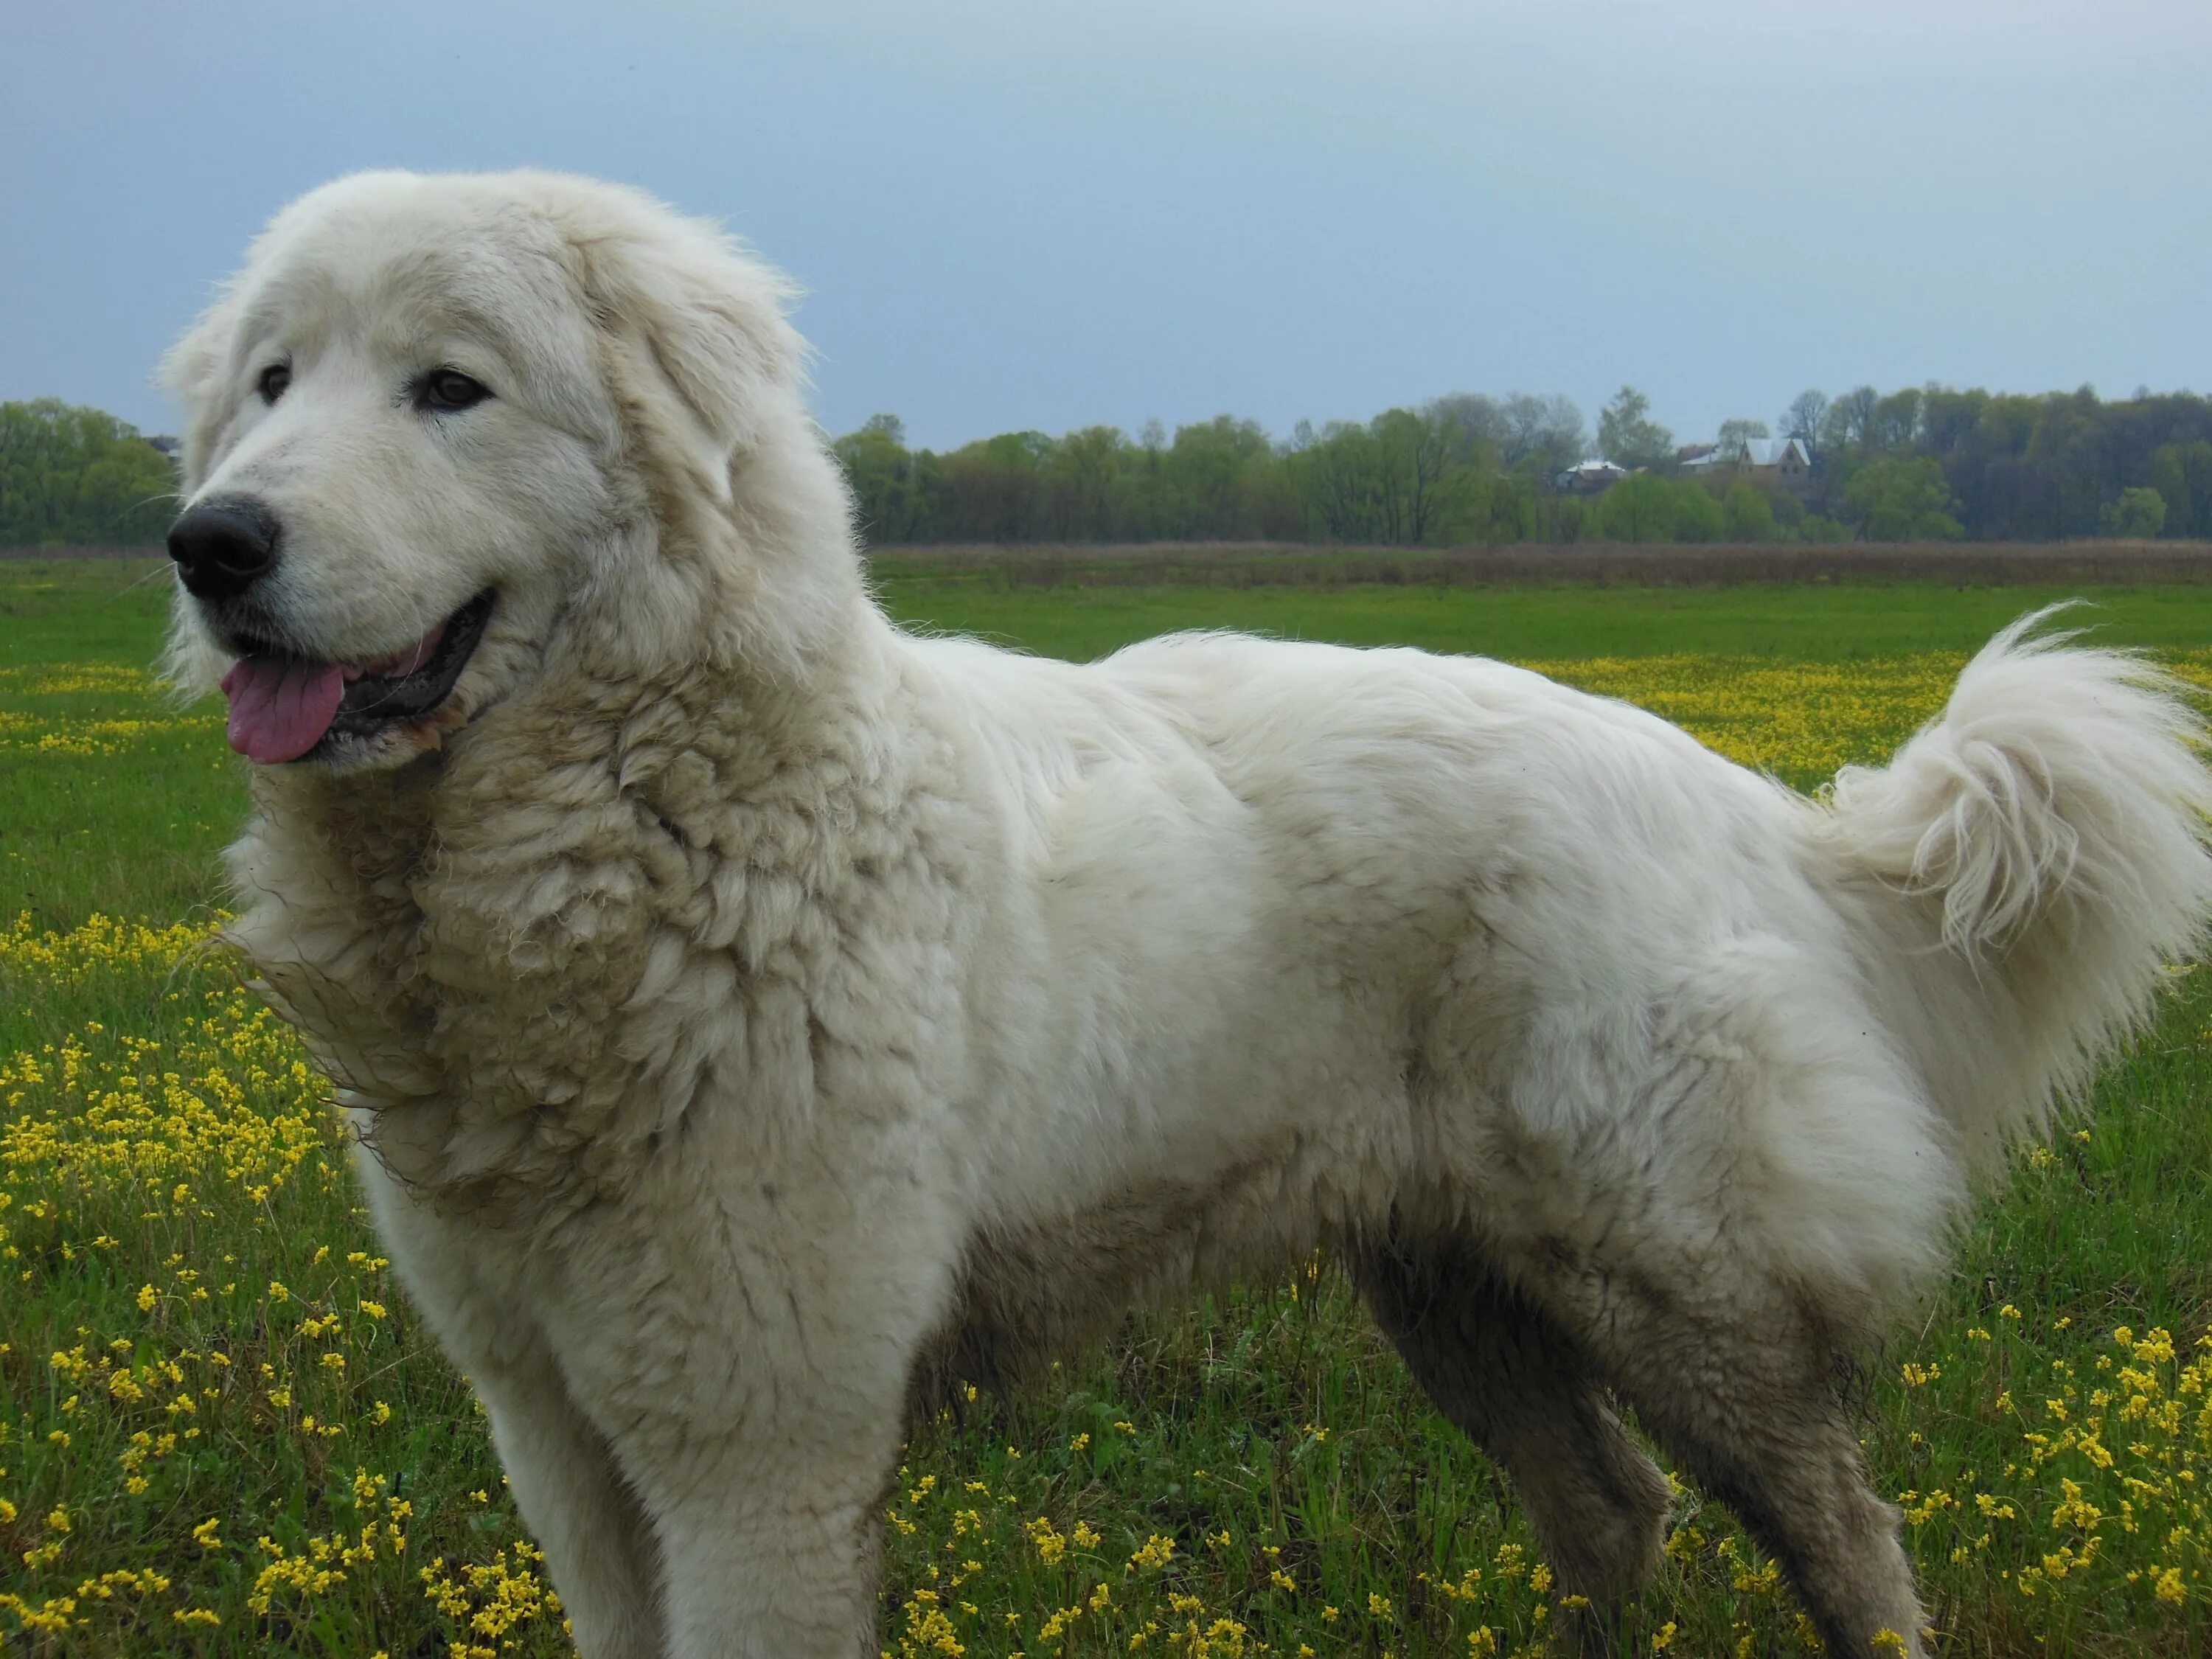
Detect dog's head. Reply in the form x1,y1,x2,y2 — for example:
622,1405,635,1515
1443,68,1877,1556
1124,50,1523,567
163,170,841,771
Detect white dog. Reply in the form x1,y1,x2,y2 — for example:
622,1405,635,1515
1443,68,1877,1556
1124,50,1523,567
161,171,2212,1659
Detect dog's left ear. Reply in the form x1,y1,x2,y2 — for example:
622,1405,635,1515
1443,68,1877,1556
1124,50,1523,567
576,199,808,480
160,288,243,498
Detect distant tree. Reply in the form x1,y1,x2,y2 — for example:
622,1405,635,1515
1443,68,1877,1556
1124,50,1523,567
1722,481,1778,541
1797,514,1854,543
1505,394,1587,470
1871,388,1923,453
1534,491,1599,543
1596,472,1682,541
1822,385,1882,456
2149,440,2212,537
1289,421,1386,543
2098,487,2167,540
1158,416,1280,538
0,399,178,546
1917,386,1986,457
1597,386,1674,472
1843,456,1963,540
1376,408,1480,544
1287,409,1475,545
833,417,921,544
1470,466,1535,543
1044,425,1129,540
1780,390,1829,447
941,430,1055,540
1672,481,1725,543
1716,418,1770,449
1427,393,1507,454
1427,392,1585,479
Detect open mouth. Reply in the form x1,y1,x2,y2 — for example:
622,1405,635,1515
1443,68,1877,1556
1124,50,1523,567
219,591,496,764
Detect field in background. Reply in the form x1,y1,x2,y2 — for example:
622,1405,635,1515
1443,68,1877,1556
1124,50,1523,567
866,539,2212,595
4,556,2211,1655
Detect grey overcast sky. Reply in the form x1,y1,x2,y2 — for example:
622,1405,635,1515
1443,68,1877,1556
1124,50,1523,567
4,0,2205,451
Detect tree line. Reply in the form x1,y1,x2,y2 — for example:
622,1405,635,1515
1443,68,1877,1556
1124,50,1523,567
838,383,2212,547
0,400,179,546
8,381,2211,550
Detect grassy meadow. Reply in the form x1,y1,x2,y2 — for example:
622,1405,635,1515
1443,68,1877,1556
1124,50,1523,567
4,554,2212,1656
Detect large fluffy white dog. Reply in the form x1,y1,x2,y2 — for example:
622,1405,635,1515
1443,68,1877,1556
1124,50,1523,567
161,171,2212,1659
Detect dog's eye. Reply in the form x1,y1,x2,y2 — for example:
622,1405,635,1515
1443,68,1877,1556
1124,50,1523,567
420,369,492,414
257,364,291,405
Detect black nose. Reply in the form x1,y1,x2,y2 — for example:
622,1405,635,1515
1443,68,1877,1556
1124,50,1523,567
167,497,282,601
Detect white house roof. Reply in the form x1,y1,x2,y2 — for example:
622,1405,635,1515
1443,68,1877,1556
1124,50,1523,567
1685,437,1811,468
1743,438,1810,466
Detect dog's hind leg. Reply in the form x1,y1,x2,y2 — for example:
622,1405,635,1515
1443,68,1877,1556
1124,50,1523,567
1352,1234,1674,1635
1585,1285,1928,1659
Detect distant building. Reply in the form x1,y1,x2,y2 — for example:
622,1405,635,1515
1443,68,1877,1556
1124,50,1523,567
1556,458,1629,495
1682,436,1812,484
147,435,183,462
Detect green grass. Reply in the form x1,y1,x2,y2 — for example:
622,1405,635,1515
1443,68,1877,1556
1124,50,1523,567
4,555,2212,1656
0,560,240,932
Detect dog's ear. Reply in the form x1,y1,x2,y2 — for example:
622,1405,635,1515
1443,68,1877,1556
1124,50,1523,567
575,201,808,480
159,288,243,498
155,290,246,698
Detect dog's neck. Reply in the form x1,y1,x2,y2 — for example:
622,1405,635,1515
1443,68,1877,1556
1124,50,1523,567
226,581,911,1213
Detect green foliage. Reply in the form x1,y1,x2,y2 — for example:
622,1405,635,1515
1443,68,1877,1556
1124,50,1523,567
0,400,179,546
2101,486,2169,540
2150,440,2212,538
1594,473,1680,542
1285,408,1481,546
1593,474,1731,543
1671,481,1725,543
832,416,937,544
1845,457,1964,542
1812,386,2212,541
832,383,2212,549
1722,481,1779,542
1597,385,1674,472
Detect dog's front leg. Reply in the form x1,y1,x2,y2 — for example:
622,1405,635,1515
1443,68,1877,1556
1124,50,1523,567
470,1353,664,1659
353,1146,665,1657
576,1191,956,1659
641,1416,902,1659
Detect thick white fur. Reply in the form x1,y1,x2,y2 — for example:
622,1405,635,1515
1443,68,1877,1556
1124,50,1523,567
164,172,2212,1659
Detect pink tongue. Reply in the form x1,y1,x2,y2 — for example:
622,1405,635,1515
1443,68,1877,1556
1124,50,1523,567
220,655,347,763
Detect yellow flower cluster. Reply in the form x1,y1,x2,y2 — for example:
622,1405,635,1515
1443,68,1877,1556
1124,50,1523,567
7,716,224,759
1531,648,2212,790
1,917,560,1654
1896,1324,2211,1612
0,663,218,756
1,963,323,1215
876,1461,1568,1659
418,1537,563,1658
0,664,153,698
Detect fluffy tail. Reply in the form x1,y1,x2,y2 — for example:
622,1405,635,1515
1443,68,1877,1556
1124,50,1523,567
1808,608,2212,1165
